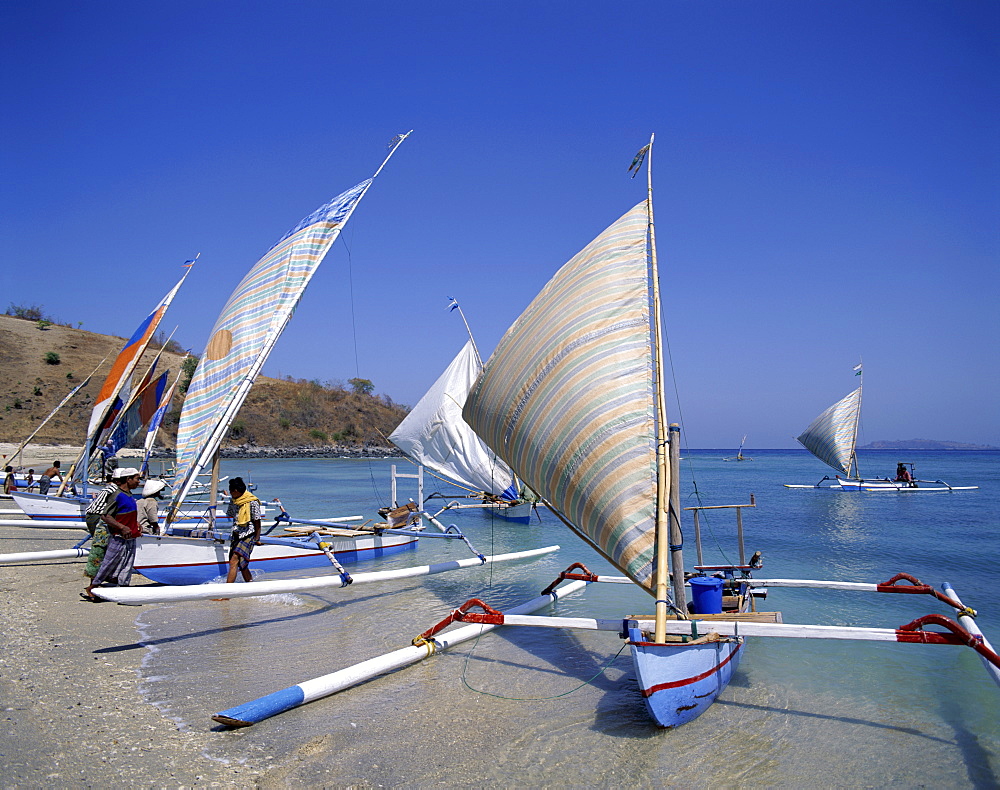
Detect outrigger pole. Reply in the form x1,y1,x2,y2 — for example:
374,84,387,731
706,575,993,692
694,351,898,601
95,545,560,605
211,579,589,727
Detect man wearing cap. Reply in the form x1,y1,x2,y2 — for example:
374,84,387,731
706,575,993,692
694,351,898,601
82,468,141,594
138,478,167,535
83,467,142,601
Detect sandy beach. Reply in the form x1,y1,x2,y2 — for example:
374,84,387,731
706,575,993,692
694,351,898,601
0,517,266,788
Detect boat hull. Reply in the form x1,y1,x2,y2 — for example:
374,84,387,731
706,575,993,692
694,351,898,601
784,480,978,492
628,626,743,728
486,501,533,524
133,530,419,585
10,490,236,523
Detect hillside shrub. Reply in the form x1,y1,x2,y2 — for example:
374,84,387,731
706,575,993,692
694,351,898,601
309,429,328,441
44,352,60,365
6,303,47,321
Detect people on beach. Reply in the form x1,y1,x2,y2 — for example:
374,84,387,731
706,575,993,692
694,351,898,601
224,477,262,583
38,461,62,495
83,468,139,584
25,469,35,491
83,467,143,601
3,465,16,494
138,479,167,535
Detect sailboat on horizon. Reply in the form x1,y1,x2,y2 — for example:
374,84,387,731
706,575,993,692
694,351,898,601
785,365,977,492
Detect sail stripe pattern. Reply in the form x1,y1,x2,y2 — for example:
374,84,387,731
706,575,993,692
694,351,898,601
87,274,187,439
173,180,372,489
464,202,658,588
796,386,862,475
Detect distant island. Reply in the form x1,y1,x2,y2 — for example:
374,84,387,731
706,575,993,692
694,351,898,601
858,439,998,450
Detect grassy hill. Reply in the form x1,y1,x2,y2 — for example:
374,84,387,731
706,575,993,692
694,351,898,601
0,313,408,451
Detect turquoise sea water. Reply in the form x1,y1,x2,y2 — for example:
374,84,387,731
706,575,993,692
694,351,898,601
133,450,999,787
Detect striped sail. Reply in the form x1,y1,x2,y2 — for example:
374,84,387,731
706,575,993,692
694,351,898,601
171,180,373,505
796,386,862,476
86,265,192,439
463,202,658,588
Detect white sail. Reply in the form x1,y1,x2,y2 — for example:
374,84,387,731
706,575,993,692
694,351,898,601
796,386,862,476
389,341,518,499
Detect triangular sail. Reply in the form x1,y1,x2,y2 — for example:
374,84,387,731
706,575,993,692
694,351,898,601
796,386,862,476
170,173,390,511
464,202,658,588
86,265,192,441
389,340,518,499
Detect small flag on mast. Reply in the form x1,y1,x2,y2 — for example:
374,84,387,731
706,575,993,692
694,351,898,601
854,363,863,375
628,144,650,178
447,297,460,312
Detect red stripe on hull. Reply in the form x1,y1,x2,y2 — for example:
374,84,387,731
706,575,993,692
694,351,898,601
638,642,742,696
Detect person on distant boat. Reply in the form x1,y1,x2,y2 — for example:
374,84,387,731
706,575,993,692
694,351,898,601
224,477,262,584
83,469,137,583
3,466,16,495
38,461,62,495
82,467,143,601
138,479,167,535
895,463,914,484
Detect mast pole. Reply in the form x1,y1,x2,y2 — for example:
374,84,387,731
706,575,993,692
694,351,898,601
644,133,679,642
450,300,483,369
850,361,863,479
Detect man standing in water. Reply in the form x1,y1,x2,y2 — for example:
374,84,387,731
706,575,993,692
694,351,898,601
224,477,261,583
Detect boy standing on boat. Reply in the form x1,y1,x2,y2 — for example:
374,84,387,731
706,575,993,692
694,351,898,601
82,467,143,601
225,477,261,583
38,460,62,494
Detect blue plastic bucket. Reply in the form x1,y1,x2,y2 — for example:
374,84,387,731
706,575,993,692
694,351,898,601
689,576,724,614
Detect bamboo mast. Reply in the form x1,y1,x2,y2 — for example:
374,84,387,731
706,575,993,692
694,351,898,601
450,300,483,369
644,133,681,643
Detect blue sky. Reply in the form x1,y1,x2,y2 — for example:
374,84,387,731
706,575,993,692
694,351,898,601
3,1,997,448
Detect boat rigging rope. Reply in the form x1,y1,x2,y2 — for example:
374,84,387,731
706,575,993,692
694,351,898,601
459,641,630,702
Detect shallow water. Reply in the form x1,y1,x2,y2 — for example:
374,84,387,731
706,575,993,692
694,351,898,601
135,451,999,786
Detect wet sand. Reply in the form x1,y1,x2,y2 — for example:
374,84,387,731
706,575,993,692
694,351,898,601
0,519,261,787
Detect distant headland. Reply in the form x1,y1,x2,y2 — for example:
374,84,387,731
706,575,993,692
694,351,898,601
858,439,998,450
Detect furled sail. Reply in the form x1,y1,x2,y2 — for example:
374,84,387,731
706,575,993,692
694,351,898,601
464,202,658,588
389,340,519,499
796,386,862,476
171,180,377,508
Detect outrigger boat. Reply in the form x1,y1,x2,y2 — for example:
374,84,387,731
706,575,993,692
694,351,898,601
722,434,752,461
209,137,1000,730
90,133,556,594
785,367,978,491
387,300,536,523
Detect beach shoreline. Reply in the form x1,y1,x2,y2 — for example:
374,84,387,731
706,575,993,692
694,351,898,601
1,443,403,474
0,519,264,787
